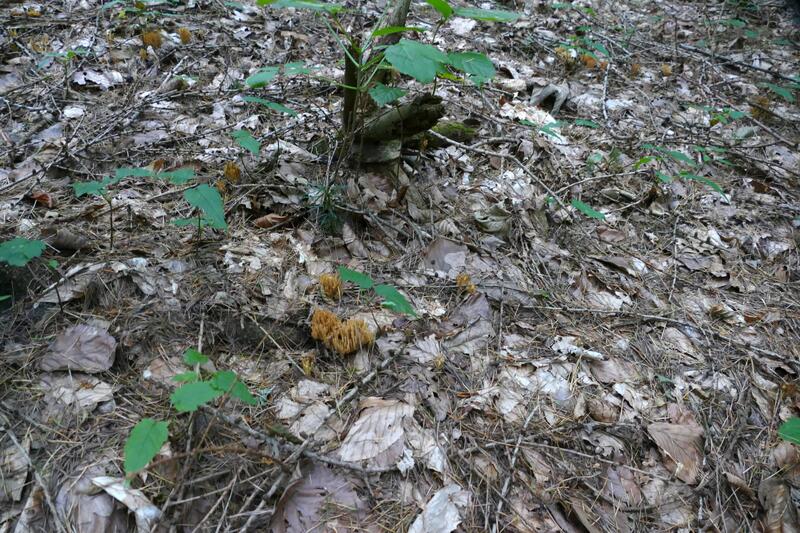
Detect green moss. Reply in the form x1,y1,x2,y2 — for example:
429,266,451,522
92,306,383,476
432,121,477,142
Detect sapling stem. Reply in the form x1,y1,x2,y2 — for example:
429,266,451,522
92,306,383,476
105,194,114,250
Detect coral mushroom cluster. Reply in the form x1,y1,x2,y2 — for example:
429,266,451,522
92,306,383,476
310,308,374,355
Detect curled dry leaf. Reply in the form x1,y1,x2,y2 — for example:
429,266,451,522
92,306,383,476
50,228,90,251
338,398,414,463
254,213,289,228
40,324,117,373
0,437,29,503
24,190,55,208
758,478,800,533
408,484,471,533
604,466,643,507
271,462,376,533
647,421,704,484
724,472,755,500
91,476,161,533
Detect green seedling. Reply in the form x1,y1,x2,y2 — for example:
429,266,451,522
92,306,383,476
123,348,258,477
73,176,123,249
338,266,417,317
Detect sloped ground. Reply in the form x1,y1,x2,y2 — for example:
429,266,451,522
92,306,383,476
1,0,799,531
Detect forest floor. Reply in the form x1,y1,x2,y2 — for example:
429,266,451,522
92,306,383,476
1,0,800,531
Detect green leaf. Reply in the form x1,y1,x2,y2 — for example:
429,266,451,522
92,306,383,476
424,0,453,19
453,7,519,22
655,170,672,183
261,0,342,13
73,176,121,198
159,167,196,185
583,38,609,57
170,381,223,412
586,152,603,166
720,18,746,28
384,39,447,84
172,217,209,228
231,129,261,156
183,348,209,365
763,82,795,103
538,121,564,140
779,418,800,445
124,419,168,475
116,167,154,178
47,259,58,269
337,266,374,290
245,67,280,88
571,198,606,220
211,370,237,391
283,62,311,76
371,26,423,37
663,150,696,167
573,118,600,128
374,284,417,317
0,238,46,267
242,96,297,116
446,52,495,86
184,184,227,230
369,83,407,107
173,371,199,383
211,371,258,405
0,295,10,302
73,181,107,197
679,172,726,197
230,381,259,405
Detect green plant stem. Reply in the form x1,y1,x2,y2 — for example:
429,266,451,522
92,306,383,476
106,197,114,250
342,40,361,135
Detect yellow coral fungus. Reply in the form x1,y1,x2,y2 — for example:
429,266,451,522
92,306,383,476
319,273,342,300
178,27,192,44
311,309,340,342
456,272,476,295
141,30,162,49
328,318,374,355
223,161,241,182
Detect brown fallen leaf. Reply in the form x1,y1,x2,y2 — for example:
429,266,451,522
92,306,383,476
724,472,755,500
254,213,289,228
758,478,800,533
596,225,626,243
647,421,704,484
24,190,55,208
50,228,90,251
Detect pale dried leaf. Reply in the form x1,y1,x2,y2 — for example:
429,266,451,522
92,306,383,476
338,398,414,462
40,325,116,373
91,477,160,533
0,438,29,502
647,422,704,484
408,484,471,533
758,478,800,533
270,463,374,533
